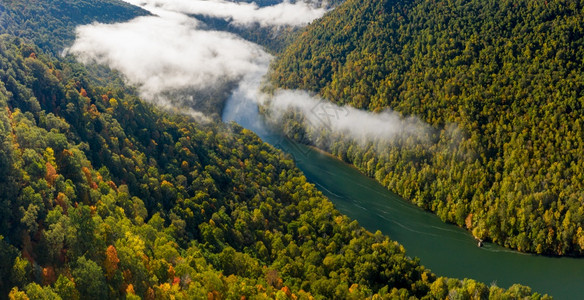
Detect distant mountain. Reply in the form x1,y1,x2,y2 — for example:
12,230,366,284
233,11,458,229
0,0,148,55
270,0,584,255
192,0,344,53
194,14,300,53
233,0,342,9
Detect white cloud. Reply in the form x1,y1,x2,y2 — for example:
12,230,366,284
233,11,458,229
69,13,271,110
70,0,430,143
123,0,328,27
223,71,430,146
68,0,328,114
268,90,430,143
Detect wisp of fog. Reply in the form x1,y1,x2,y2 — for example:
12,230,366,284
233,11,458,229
69,0,430,145
123,0,328,27
68,6,271,113
266,90,430,144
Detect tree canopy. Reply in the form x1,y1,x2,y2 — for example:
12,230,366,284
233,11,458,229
0,0,550,298
270,0,584,256
0,0,147,55
0,35,547,300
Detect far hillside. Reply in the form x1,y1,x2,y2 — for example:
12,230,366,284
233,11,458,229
0,0,148,55
270,0,584,255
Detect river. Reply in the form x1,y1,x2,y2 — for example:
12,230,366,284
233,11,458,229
223,92,584,299
69,0,582,296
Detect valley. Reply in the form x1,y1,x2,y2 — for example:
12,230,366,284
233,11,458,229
1,0,583,299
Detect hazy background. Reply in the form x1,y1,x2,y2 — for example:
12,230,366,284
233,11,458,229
69,0,430,145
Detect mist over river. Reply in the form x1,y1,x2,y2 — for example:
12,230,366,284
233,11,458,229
67,0,584,298
223,91,584,299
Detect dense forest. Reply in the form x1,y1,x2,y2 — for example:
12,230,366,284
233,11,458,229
270,0,584,256
0,0,549,298
0,0,148,56
0,27,549,300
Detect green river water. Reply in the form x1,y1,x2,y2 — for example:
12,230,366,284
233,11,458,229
223,97,584,299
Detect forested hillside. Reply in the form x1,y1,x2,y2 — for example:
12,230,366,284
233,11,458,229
0,0,147,55
270,0,584,255
0,0,548,298
0,34,548,300
0,1,539,299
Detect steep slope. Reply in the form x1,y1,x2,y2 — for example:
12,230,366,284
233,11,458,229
0,0,148,55
270,0,584,255
0,35,547,299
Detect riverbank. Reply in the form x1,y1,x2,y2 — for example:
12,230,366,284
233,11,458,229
223,94,584,299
